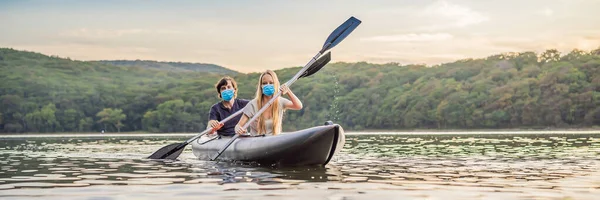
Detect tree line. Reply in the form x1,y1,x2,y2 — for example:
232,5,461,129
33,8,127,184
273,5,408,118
1,47,599,133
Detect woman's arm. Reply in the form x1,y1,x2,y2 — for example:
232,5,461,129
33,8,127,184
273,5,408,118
280,85,303,110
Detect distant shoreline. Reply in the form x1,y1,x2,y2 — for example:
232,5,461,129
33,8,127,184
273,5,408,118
0,133,197,138
351,127,600,134
356,127,600,132
1,128,600,137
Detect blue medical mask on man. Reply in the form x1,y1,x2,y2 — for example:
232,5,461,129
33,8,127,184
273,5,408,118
262,84,275,96
221,89,234,101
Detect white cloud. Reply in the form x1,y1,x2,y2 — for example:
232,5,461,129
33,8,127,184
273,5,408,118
351,31,600,67
420,0,489,30
362,33,453,42
59,28,182,39
9,44,157,60
537,7,554,16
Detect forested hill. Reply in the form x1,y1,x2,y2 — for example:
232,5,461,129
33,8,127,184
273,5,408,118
95,60,238,75
1,47,599,133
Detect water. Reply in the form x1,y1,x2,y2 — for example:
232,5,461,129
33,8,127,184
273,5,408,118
1,132,600,199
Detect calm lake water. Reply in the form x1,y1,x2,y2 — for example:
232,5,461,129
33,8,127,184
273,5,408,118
1,131,600,200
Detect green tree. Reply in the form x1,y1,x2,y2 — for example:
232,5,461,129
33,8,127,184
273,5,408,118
2,47,600,133
78,117,94,132
59,108,81,132
96,108,127,132
24,103,59,132
540,49,561,63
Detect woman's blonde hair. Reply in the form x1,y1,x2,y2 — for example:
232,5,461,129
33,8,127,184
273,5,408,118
254,70,281,135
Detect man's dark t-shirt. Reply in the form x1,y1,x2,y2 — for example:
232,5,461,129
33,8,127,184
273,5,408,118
208,99,250,136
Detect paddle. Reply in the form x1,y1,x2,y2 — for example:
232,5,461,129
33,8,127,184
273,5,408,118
210,16,361,161
300,52,331,78
147,52,331,160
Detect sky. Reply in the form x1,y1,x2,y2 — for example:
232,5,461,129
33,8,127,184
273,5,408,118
1,0,600,73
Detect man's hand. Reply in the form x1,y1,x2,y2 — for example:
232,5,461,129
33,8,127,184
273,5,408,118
208,120,224,136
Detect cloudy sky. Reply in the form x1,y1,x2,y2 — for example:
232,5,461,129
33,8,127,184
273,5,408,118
1,0,599,73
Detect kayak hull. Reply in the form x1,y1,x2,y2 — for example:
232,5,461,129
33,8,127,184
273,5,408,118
191,123,345,167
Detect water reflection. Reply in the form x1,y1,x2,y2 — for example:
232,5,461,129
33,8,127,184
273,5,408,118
0,133,599,199
0,135,342,188
344,134,600,159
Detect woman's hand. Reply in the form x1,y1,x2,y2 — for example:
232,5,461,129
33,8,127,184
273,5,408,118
235,124,247,134
280,84,290,95
281,84,303,110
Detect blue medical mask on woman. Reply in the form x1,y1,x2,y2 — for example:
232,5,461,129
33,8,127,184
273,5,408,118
262,84,275,96
221,89,234,101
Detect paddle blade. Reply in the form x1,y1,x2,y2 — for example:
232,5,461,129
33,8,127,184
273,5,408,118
300,52,331,79
321,16,361,53
147,143,185,160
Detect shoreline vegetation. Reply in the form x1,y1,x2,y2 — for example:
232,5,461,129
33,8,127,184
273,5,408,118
2,126,600,137
1,47,600,133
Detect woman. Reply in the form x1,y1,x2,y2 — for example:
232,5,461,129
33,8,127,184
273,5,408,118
207,76,249,137
235,70,303,136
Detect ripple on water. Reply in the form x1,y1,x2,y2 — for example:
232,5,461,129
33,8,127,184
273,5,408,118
77,175,108,179
0,133,599,199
